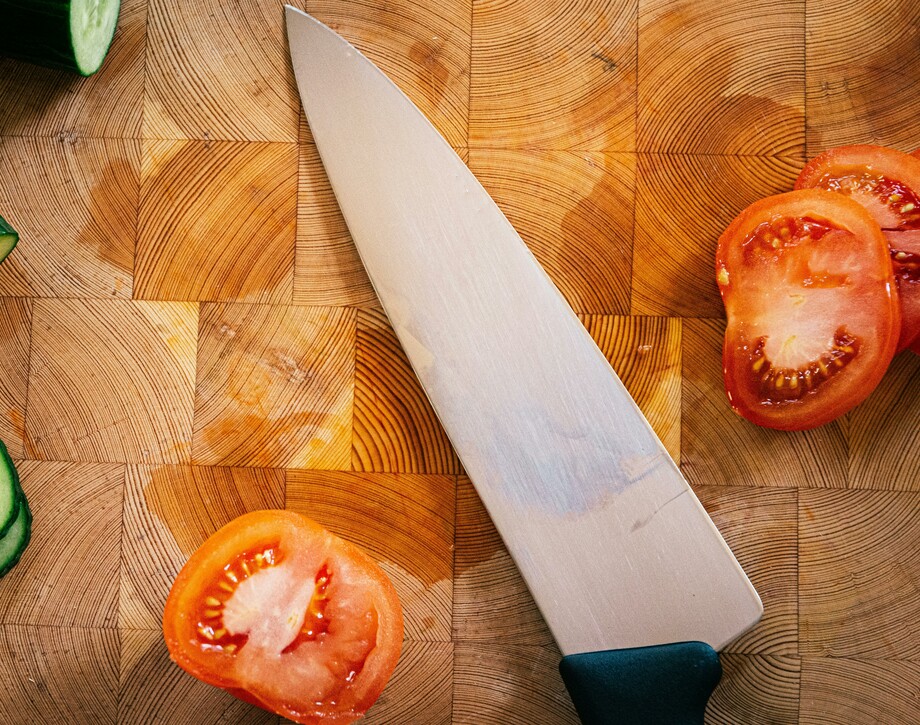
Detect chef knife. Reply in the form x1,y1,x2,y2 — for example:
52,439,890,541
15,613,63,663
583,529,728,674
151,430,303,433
285,8,762,723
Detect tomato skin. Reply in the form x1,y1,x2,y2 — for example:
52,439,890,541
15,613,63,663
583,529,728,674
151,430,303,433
717,189,900,430
162,510,403,725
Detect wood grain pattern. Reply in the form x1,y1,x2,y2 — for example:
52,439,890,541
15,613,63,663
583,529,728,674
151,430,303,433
308,0,472,148
0,461,124,628
0,625,119,724
453,477,552,645
469,150,634,315
693,486,798,655
0,298,32,458
295,140,377,307
638,0,804,155
120,465,285,629
799,657,920,724
0,137,138,298
357,641,454,725
353,309,460,474
799,489,920,659
26,299,197,464
136,139,296,304
707,654,800,725
805,0,920,154
192,302,354,469
582,314,681,460
120,628,278,724
144,0,299,142
452,643,579,724
849,351,920,490
633,153,803,318
286,470,455,642
469,0,636,151
0,0,146,139
682,318,847,488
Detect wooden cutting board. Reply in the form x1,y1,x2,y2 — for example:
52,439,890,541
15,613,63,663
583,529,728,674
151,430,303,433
0,0,917,722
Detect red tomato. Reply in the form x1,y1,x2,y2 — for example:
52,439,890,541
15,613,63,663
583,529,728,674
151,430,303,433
883,230,920,349
716,189,900,430
163,511,403,725
796,144,920,349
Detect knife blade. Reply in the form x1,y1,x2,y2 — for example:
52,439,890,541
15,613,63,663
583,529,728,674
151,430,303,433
285,8,762,723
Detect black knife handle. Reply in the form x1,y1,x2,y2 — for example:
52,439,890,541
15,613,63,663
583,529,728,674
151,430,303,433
559,641,721,725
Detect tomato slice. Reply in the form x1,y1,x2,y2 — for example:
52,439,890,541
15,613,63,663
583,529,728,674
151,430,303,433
716,189,900,430
163,511,403,725
796,144,920,349
883,230,920,350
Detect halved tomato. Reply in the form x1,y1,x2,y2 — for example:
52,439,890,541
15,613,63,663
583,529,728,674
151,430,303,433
163,510,403,725
716,189,900,430
796,144,920,349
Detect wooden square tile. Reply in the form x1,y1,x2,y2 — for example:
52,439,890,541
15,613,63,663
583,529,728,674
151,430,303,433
286,470,455,641
0,137,137,299
582,314,681,460
0,625,119,723
806,1,920,154
0,298,32,458
633,154,802,318
120,464,285,629
358,641,453,725
469,0,636,151
452,643,578,724
799,657,920,725
0,0,146,139
353,309,460,474
681,318,847,488
453,476,552,646
849,351,920,490
0,461,123,627
136,139,296,304
144,0,299,142
693,486,798,655
799,489,919,659
119,628,278,724
26,299,197,464
468,150,634,315
295,141,377,307
637,0,804,154
707,654,800,724
308,0,471,148
192,303,353,469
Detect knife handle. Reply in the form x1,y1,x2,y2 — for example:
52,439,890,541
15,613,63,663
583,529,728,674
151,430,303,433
559,641,721,725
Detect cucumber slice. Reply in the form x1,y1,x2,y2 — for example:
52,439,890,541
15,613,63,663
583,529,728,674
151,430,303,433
0,440,21,538
0,215,17,265
0,0,121,76
0,491,31,578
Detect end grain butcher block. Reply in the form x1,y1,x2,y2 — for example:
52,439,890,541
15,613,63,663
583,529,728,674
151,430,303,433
0,0,917,723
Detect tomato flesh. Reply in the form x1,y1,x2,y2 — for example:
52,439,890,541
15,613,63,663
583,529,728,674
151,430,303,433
717,189,900,430
884,230,920,349
163,511,403,725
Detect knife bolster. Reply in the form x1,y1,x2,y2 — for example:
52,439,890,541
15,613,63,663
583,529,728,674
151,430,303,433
559,641,721,725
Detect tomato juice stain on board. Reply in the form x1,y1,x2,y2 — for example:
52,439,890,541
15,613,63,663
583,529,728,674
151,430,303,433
141,464,285,558
78,157,137,278
137,139,295,303
558,153,633,314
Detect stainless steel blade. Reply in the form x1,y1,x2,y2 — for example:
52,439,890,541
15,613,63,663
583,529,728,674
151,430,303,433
286,7,762,656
